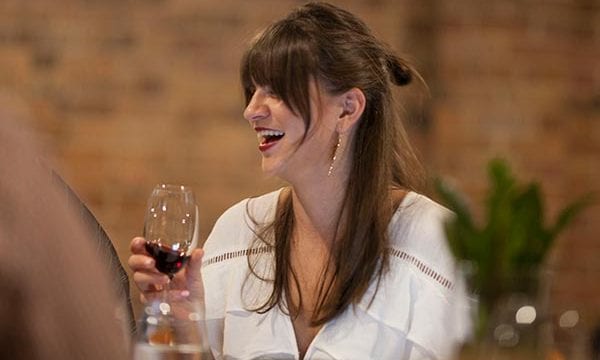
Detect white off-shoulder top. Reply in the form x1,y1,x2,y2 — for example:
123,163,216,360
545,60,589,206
201,189,471,360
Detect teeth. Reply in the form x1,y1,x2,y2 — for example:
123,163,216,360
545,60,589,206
257,130,284,138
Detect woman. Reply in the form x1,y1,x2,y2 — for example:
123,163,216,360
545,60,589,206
129,2,470,359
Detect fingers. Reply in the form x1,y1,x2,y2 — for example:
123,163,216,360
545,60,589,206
129,236,169,293
129,236,203,302
186,248,205,299
186,248,204,282
132,271,169,293
130,236,147,254
128,254,155,272
169,248,203,284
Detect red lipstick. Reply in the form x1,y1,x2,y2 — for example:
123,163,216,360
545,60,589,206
259,142,277,152
255,127,284,153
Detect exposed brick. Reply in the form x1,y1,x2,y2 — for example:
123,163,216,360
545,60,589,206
0,0,598,344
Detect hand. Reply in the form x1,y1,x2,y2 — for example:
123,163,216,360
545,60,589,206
128,237,205,304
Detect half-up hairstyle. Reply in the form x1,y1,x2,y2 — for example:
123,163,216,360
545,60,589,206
241,1,424,325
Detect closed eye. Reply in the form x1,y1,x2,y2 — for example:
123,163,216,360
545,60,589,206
261,86,280,100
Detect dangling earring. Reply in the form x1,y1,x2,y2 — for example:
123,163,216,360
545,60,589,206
327,133,342,177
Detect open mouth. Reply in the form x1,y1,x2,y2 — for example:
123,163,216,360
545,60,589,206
257,129,285,150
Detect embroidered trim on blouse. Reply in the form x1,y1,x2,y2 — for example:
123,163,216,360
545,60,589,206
202,246,272,266
388,248,454,290
202,246,453,290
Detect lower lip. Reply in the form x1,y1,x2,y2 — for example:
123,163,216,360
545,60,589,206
258,141,278,152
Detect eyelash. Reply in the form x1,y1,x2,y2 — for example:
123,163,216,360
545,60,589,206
248,85,279,99
264,87,280,99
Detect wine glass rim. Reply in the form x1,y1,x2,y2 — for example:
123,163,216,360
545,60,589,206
154,183,194,192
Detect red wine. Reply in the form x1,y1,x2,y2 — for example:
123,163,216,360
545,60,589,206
145,241,190,278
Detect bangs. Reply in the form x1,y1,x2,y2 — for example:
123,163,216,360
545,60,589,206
241,21,317,124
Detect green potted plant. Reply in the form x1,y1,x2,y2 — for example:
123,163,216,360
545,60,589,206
435,158,591,357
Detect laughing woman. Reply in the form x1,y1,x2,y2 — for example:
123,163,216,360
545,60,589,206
129,2,470,359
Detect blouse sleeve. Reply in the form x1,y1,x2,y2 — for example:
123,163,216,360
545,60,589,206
200,199,248,359
200,190,281,359
359,193,473,359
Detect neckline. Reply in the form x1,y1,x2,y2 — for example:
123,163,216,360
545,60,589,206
273,188,417,359
281,304,328,360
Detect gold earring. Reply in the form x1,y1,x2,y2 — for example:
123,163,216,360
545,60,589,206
328,134,342,177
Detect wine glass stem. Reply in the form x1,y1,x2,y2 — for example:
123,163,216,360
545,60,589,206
162,277,172,304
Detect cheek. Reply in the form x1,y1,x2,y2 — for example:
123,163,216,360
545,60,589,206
297,130,333,161
304,118,334,145
287,116,309,142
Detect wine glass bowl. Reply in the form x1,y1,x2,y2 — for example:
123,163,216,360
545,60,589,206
143,184,197,279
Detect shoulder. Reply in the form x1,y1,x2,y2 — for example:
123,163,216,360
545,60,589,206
203,188,282,257
356,193,469,359
388,192,455,277
391,191,453,240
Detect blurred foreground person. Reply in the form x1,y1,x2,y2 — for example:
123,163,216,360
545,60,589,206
0,113,129,359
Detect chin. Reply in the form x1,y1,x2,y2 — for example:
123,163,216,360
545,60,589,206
262,159,293,181
260,161,281,178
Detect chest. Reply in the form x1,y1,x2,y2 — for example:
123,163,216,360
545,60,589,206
216,290,409,360
290,311,322,359
288,240,331,358
204,249,417,359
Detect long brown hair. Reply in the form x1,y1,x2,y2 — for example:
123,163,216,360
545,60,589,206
241,2,423,325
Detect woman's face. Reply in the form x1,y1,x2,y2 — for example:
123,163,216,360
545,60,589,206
243,80,343,183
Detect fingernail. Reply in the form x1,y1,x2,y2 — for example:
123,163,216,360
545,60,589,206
181,290,190,297
145,259,153,266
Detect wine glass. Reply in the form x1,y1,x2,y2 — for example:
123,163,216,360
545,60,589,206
143,184,198,295
136,184,211,358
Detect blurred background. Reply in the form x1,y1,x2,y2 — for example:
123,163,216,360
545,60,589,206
1,0,598,353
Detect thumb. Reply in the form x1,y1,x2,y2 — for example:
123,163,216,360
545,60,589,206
186,248,205,298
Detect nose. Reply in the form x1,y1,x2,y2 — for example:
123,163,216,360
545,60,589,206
243,92,269,123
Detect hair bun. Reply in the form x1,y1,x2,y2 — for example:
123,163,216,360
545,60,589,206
385,54,412,86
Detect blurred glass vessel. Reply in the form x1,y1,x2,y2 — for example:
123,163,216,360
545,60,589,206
133,296,212,360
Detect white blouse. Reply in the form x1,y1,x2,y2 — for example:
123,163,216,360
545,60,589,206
201,189,471,359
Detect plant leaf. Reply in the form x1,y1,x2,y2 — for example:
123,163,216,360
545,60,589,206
550,194,594,238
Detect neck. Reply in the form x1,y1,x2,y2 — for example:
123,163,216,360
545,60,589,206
281,132,355,244
287,163,350,245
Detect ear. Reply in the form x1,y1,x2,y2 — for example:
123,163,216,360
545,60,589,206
336,87,366,134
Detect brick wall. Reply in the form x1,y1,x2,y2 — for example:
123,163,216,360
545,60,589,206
428,0,600,336
1,0,598,347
